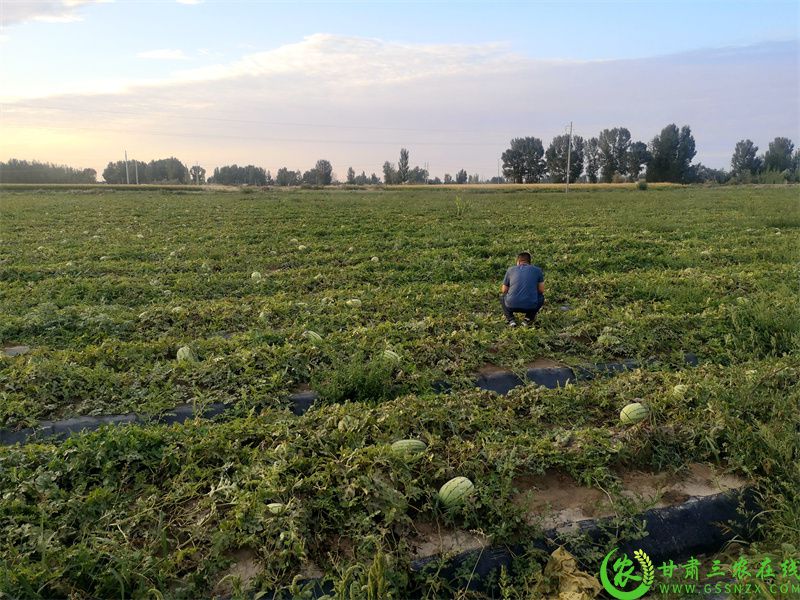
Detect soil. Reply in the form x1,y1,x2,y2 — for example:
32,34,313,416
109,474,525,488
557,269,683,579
513,463,747,530
212,548,261,597
2,345,30,357
477,363,511,376
479,358,567,374
410,520,489,560
410,464,748,559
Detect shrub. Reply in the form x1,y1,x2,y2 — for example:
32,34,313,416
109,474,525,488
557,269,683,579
637,180,648,191
313,354,405,405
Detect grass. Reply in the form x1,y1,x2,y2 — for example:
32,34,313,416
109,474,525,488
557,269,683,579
0,185,798,598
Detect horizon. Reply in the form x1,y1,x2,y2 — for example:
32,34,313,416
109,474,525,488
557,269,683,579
1,1,798,178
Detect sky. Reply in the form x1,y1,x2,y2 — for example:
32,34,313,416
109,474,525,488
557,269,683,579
0,0,798,179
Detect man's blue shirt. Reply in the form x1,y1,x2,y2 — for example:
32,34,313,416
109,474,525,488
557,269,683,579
503,264,543,309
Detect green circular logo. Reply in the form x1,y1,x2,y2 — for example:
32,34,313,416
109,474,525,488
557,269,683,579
599,548,654,600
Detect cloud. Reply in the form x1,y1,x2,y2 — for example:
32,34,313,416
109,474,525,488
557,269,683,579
172,34,519,85
1,1,109,27
1,36,797,175
137,48,190,61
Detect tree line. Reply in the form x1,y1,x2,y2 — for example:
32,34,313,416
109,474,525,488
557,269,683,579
2,129,797,185
501,125,798,184
503,124,698,184
101,157,191,185
0,159,97,184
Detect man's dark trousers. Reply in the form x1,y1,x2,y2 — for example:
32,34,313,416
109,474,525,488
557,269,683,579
500,293,544,323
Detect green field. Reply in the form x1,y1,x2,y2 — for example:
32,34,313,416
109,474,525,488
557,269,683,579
0,186,798,598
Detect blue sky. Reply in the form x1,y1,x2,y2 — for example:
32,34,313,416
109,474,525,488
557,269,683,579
1,0,798,177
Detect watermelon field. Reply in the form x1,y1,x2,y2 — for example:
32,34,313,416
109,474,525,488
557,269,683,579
0,185,798,598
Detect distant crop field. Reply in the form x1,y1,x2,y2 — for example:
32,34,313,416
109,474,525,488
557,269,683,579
0,186,797,598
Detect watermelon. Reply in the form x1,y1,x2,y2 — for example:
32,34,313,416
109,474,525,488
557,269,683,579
371,256,380,263
620,402,649,425
266,502,285,515
251,271,262,281
438,477,475,507
671,384,688,398
391,439,426,454
382,349,402,363
304,330,323,344
297,245,307,251
176,346,197,364
345,299,362,307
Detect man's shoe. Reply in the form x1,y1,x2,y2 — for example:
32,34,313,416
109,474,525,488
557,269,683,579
508,320,517,327
522,319,534,327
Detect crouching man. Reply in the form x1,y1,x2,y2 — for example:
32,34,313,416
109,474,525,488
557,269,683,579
500,252,544,327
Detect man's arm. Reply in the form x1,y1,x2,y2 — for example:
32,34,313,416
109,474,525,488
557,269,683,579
538,282,545,294
501,269,511,294
501,284,509,293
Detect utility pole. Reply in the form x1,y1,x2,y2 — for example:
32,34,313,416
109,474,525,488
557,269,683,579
124,150,130,185
565,121,573,193
134,159,139,185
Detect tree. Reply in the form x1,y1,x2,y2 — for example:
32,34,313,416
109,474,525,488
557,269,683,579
693,163,729,184
646,124,696,183
398,148,410,183
443,173,453,184
0,159,96,183
626,141,651,180
103,161,126,184
584,137,600,183
455,169,468,184
145,157,190,184
103,160,144,183
407,166,429,183
265,170,274,185
346,167,356,184
382,161,397,184
730,140,762,178
763,137,794,173
501,137,546,183
209,164,267,185
545,134,585,183
597,127,631,182
189,165,206,184
275,167,300,186
313,159,333,185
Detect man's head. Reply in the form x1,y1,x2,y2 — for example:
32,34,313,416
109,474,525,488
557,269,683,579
516,252,531,265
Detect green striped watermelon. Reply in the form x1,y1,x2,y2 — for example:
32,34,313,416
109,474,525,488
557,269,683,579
304,330,323,344
620,402,649,425
266,502,285,515
438,477,475,507
382,349,402,363
390,439,426,455
176,346,197,364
